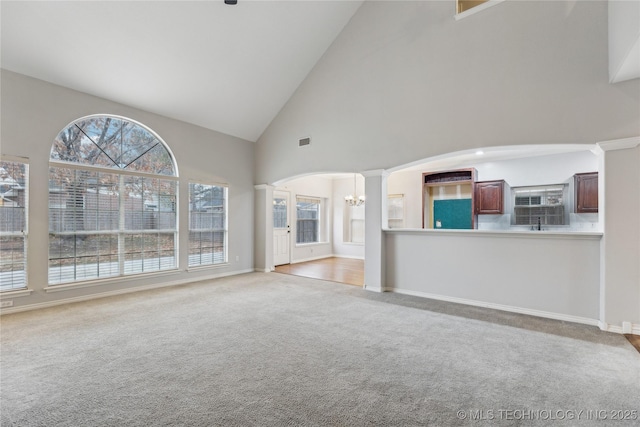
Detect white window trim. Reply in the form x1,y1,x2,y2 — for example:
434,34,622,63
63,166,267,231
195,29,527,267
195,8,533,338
187,182,228,268
43,268,181,293
48,116,179,285
0,156,29,292
295,195,325,245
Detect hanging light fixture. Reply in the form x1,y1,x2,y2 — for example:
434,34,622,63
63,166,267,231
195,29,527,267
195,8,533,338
345,173,365,207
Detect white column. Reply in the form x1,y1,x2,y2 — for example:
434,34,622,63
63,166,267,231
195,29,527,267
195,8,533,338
254,184,274,273
363,169,389,292
597,136,640,333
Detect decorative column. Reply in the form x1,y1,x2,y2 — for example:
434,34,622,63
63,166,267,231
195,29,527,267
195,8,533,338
362,169,389,292
597,136,640,334
254,184,274,273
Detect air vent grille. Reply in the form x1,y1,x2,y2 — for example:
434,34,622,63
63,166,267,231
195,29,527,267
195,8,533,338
298,137,311,147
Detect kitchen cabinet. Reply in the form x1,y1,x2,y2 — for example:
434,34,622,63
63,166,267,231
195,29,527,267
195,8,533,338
575,172,598,213
474,180,505,214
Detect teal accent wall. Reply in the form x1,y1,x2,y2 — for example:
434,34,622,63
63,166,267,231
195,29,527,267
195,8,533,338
433,199,472,229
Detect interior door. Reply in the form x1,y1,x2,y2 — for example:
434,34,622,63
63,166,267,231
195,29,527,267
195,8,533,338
273,191,291,266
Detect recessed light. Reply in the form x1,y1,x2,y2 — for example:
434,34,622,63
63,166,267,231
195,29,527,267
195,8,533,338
475,150,484,156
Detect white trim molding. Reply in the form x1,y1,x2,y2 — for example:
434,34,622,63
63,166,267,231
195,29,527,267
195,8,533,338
331,254,365,260
291,254,333,264
254,184,275,190
361,169,389,178
599,321,640,335
1,269,255,315
0,289,33,299
597,136,640,152
387,286,600,328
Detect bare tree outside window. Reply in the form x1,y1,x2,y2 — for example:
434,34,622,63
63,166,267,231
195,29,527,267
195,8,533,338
48,115,178,285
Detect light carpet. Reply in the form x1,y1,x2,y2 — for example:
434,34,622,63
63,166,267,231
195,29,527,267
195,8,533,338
1,272,639,426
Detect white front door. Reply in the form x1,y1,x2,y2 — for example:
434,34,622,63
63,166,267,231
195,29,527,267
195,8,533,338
273,191,291,266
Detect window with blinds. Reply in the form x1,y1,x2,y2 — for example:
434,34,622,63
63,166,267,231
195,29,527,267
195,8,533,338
188,183,227,267
48,115,178,285
296,197,320,244
0,159,28,291
512,185,567,226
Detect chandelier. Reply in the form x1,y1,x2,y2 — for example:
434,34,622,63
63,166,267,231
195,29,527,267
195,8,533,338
345,173,365,207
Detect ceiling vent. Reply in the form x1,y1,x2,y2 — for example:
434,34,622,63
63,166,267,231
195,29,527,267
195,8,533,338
298,137,311,147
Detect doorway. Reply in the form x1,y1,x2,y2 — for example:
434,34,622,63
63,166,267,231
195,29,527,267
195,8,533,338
273,190,291,266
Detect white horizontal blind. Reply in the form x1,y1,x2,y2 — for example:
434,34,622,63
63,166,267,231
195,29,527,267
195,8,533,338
513,185,566,226
0,160,28,291
48,167,177,284
48,115,178,285
188,183,227,267
296,197,320,244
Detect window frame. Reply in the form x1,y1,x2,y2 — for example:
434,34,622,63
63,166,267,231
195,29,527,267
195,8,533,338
48,115,179,286
296,196,322,245
188,181,228,268
511,184,569,227
0,156,29,292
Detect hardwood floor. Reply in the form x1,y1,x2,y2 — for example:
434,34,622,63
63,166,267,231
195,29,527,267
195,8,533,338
625,334,640,354
274,257,364,287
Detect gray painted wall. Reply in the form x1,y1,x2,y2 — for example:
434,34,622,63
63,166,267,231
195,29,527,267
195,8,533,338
1,70,255,310
255,1,640,330
385,230,601,322
256,1,639,183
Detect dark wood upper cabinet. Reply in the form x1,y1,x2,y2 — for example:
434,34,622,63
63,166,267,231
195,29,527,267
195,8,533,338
575,172,598,213
474,180,504,214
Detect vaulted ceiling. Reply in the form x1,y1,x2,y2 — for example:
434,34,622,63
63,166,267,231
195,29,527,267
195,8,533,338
1,0,363,142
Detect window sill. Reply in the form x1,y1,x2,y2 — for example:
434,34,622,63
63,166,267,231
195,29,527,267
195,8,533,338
0,288,33,299
44,269,181,293
455,0,505,21
187,262,230,272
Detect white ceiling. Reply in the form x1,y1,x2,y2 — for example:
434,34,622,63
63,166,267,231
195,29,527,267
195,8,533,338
1,0,363,142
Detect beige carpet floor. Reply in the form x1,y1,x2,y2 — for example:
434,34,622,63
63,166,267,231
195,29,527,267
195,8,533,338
1,272,639,426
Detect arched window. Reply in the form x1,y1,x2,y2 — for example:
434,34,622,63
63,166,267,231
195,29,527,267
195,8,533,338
48,115,178,285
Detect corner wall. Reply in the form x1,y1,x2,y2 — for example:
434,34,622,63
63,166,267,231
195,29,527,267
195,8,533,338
1,70,255,312
600,142,640,331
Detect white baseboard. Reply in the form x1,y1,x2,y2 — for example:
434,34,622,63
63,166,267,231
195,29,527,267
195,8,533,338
0,268,255,315
385,286,600,328
598,321,640,335
291,254,333,264
291,254,364,264
331,254,365,260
